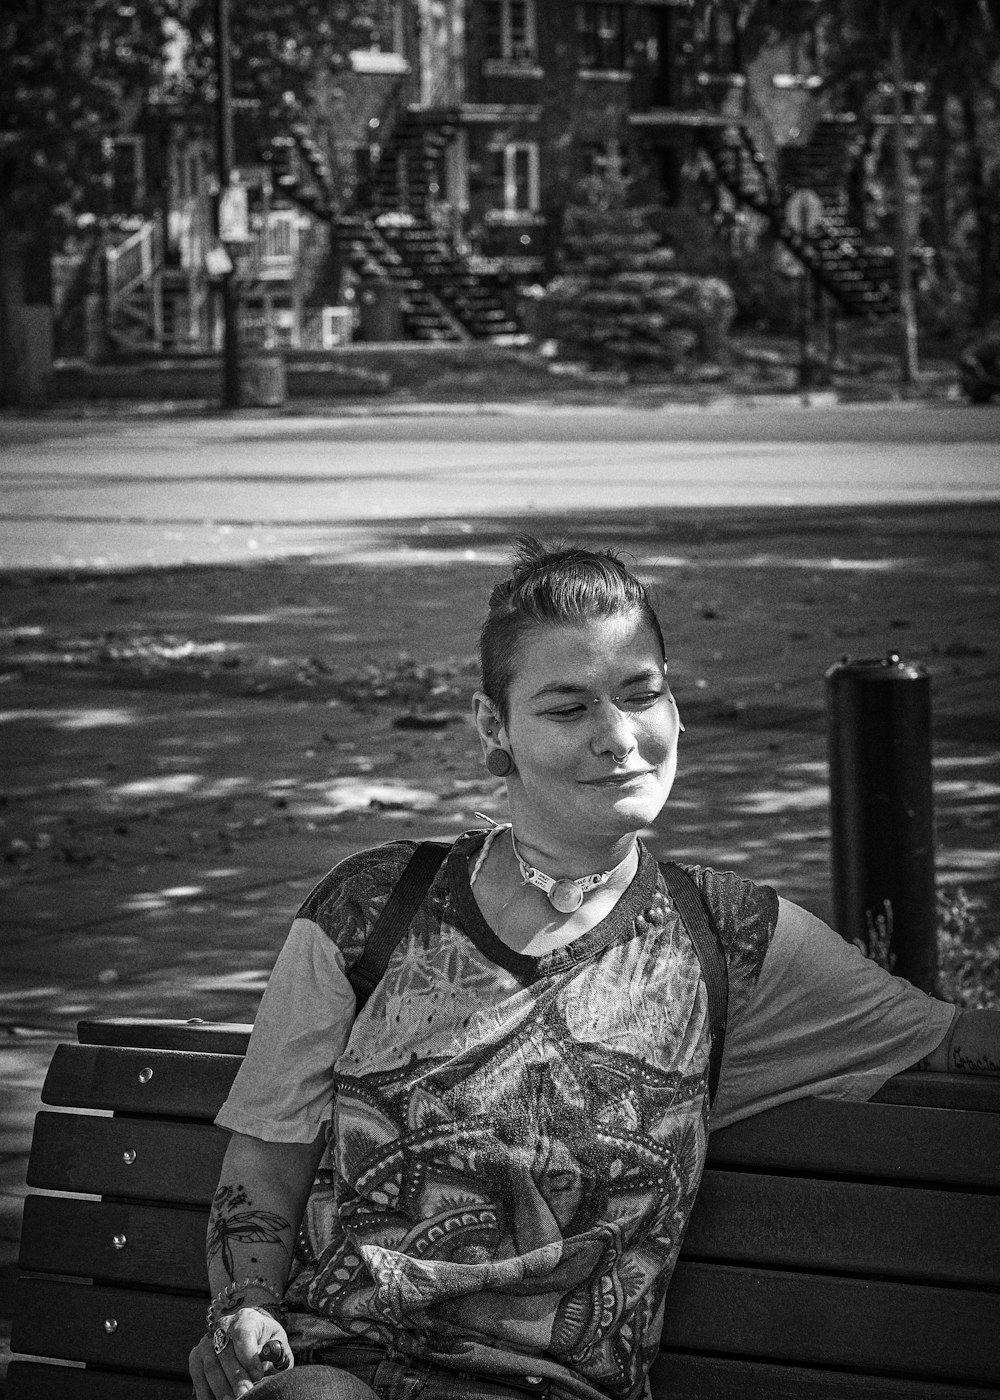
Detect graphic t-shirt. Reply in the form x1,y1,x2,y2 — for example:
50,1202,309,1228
217,833,955,1400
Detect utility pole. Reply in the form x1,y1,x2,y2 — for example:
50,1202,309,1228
215,0,240,408
890,22,919,388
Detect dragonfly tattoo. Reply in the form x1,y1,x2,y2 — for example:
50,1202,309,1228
207,1183,290,1279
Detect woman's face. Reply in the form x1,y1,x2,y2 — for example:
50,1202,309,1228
483,610,681,844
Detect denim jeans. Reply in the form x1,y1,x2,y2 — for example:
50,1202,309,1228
250,1345,552,1399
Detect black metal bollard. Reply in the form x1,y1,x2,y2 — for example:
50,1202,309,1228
825,653,937,992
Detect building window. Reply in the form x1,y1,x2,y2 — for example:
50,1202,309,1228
488,142,540,214
484,0,537,61
576,4,625,71
107,135,146,210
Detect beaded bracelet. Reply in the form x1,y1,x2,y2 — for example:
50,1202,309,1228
206,1276,287,1331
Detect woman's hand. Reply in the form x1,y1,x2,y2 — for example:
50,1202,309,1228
189,1306,292,1399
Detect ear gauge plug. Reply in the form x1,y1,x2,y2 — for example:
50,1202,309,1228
486,749,514,777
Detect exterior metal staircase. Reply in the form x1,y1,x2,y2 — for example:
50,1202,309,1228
700,116,898,316
105,221,165,353
105,218,214,355
339,104,518,340
337,212,471,340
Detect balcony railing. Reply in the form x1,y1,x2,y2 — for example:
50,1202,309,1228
250,212,299,278
106,221,160,302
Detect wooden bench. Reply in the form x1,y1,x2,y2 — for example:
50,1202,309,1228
8,1018,1000,1400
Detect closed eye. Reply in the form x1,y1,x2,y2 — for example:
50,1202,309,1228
620,690,667,709
543,691,668,718
544,704,588,719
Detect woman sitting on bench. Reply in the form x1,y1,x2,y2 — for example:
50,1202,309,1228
190,538,998,1400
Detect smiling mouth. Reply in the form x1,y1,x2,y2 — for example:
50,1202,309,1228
581,771,652,787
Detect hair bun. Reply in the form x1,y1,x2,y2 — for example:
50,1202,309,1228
488,580,514,611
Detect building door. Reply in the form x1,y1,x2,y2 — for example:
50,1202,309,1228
652,7,678,106
632,5,681,109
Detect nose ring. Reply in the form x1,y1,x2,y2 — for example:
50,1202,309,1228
612,751,628,764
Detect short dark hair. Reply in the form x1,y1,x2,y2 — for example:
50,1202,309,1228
479,536,665,724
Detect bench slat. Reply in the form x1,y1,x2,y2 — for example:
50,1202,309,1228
6,1359,191,1400
42,1044,241,1118
21,1172,1000,1296
73,1023,1000,1115
6,1359,999,1400
872,1071,1000,1113
25,1113,229,1204
18,1197,208,1291
651,1353,1000,1400
77,1018,253,1055
12,1266,999,1388
660,1261,1000,1385
683,1170,1000,1286
11,1279,203,1375
708,1097,1000,1187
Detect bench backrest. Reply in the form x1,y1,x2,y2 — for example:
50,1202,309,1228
9,1018,1000,1400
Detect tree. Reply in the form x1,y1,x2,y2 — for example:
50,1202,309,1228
700,0,1000,325
546,168,736,374
1,0,174,403
172,0,384,119
811,0,1000,330
172,0,389,207
0,0,391,402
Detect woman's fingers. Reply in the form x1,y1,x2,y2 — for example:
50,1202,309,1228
204,1347,250,1399
189,1309,293,1398
225,1309,295,1381
190,1333,243,1400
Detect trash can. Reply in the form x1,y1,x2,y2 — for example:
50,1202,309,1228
239,350,286,407
357,279,404,341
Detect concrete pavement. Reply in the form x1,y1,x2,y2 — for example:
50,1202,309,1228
2,403,998,572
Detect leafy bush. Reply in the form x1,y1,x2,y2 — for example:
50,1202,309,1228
937,885,1000,1009
652,206,798,333
549,175,737,370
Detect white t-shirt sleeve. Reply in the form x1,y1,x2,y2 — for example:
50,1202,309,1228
712,896,956,1130
215,917,356,1143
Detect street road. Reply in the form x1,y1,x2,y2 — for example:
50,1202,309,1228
2,403,997,570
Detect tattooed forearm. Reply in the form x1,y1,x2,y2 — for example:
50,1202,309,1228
923,1009,1000,1076
207,1182,292,1279
205,1131,326,1303
953,1048,1000,1073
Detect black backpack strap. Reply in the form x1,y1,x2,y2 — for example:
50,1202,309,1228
348,841,449,1011
659,862,729,1109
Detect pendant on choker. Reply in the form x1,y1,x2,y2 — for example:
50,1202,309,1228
548,879,587,914
510,832,633,914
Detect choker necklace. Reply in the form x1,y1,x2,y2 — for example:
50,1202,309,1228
509,830,636,914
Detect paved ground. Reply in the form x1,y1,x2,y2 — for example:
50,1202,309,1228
2,402,997,570
2,404,999,1369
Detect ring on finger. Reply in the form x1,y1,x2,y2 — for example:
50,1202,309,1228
212,1326,231,1356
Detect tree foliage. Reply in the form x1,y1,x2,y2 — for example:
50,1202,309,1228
692,0,1000,88
548,169,736,371
0,0,174,232
172,0,388,126
692,1,1000,320
0,0,393,231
